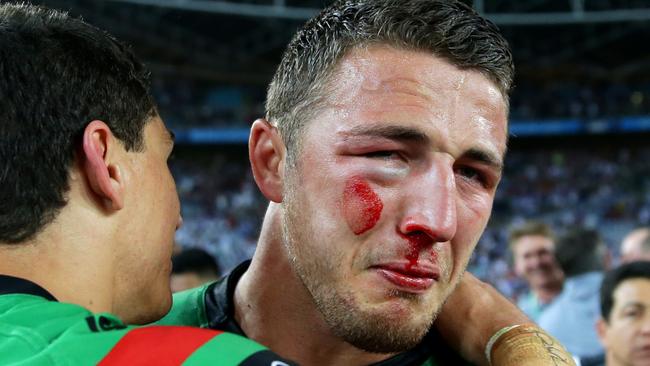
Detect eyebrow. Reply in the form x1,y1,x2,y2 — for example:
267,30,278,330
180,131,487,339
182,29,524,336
339,124,430,144
462,148,504,172
340,124,503,171
621,302,646,309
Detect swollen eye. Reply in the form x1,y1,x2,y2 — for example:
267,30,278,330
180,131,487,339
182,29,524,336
365,151,395,159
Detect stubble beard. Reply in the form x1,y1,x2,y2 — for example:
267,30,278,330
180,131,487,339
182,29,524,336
281,179,435,354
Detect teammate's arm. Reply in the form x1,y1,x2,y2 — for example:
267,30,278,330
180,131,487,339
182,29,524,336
434,272,575,366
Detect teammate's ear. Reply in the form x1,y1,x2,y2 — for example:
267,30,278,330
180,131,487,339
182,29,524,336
249,118,285,203
81,120,124,211
595,317,608,347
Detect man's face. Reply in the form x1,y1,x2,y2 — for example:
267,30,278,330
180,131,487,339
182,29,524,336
598,278,650,366
115,117,182,324
512,235,563,290
281,46,508,353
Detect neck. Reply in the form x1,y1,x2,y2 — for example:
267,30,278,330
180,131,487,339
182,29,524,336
533,283,562,304
234,204,390,366
0,211,116,314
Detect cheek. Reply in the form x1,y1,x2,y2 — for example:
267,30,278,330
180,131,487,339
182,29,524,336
456,201,490,246
341,177,383,235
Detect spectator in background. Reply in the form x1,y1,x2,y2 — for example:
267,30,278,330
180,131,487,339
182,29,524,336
171,248,221,293
596,261,650,366
620,227,650,263
509,221,564,321
540,227,607,365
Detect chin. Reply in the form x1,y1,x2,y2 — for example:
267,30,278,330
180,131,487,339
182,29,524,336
323,296,434,354
134,289,173,325
340,314,431,354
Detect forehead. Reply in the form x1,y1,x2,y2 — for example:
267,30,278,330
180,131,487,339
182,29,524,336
613,278,650,307
321,45,508,158
622,230,650,252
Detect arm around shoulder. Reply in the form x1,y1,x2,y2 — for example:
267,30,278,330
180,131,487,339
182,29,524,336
434,272,575,366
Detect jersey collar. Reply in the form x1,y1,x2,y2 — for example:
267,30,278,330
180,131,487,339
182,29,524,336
0,275,57,301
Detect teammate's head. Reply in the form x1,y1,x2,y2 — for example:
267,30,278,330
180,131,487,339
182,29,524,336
508,221,563,291
597,261,650,366
0,4,181,324
250,0,511,353
0,3,154,243
620,228,650,264
265,0,513,164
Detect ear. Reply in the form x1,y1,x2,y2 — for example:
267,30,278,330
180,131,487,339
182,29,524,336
596,317,608,347
249,118,285,203
81,120,125,211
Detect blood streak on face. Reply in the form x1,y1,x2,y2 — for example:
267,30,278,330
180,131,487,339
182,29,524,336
342,177,383,235
399,231,434,270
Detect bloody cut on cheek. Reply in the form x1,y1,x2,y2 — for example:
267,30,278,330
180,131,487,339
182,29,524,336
342,177,383,235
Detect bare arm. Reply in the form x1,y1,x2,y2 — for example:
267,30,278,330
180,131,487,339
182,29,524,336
434,272,575,366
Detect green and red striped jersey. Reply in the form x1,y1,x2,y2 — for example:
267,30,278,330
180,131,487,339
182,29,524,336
0,275,295,365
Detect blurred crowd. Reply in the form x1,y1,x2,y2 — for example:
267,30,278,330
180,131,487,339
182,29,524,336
474,147,650,298
154,77,650,129
510,82,650,121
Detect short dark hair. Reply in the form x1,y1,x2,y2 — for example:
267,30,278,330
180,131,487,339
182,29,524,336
554,227,606,277
600,261,650,322
0,4,156,243
266,0,514,160
172,248,221,278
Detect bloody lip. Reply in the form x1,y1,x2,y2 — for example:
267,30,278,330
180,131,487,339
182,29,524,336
372,263,439,292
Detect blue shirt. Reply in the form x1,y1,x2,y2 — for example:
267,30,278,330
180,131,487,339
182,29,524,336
538,271,604,360
517,290,553,322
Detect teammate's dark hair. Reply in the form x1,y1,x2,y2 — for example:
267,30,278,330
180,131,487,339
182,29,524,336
600,261,650,322
0,4,156,243
266,0,514,161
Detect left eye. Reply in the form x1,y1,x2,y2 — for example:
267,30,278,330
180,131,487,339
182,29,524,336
364,151,397,159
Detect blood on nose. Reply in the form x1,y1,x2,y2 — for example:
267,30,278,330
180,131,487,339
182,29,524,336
398,230,437,270
342,177,383,235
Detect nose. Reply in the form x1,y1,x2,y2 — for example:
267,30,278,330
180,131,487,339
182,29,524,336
398,159,457,243
641,314,650,335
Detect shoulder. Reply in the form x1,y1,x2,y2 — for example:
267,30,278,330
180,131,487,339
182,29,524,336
1,294,294,365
